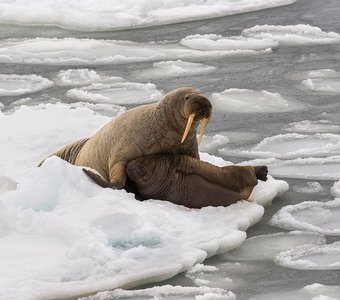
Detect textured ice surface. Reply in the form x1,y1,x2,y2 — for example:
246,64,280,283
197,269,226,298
284,120,340,133
274,242,340,270
0,0,296,31
54,69,124,86
221,133,340,159
292,182,323,193
270,199,340,235
0,74,53,96
0,37,272,66
300,69,340,93
0,176,17,194
243,24,340,46
67,82,162,106
211,89,303,113
331,180,340,198
223,232,326,261
0,103,288,300
135,60,216,79
252,283,340,300
82,285,235,300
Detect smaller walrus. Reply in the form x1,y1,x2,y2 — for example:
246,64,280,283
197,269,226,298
83,154,268,209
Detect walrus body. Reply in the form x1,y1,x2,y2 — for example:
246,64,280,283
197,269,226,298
41,88,212,188
84,154,268,209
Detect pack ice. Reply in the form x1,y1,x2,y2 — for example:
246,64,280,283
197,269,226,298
0,103,288,300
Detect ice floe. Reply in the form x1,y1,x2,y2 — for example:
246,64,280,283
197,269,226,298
292,182,323,193
252,283,340,300
211,89,303,113
301,69,340,93
270,199,340,235
0,0,296,31
0,102,288,300
223,232,326,261
82,285,235,300
331,180,340,198
0,37,272,66
284,120,340,133
0,74,53,96
135,60,216,79
54,69,124,86
274,242,340,270
243,24,340,46
66,82,162,106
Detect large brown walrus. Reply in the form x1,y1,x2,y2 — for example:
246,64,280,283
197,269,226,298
39,87,212,189
83,154,268,209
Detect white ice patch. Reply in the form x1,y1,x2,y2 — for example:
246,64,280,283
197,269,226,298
0,37,272,66
301,69,340,93
223,231,326,261
0,0,296,31
270,199,340,235
83,285,235,300
135,60,216,79
221,133,340,159
331,180,340,198
211,89,303,113
0,176,17,194
0,74,53,96
293,182,323,193
54,69,124,86
66,82,162,106
243,24,340,46
284,120,340,133
274,242,340,270
252,283,340,300
199,133,230,153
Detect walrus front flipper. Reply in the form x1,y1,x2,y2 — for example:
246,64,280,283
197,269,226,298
83,168,112,188
108,162,127,189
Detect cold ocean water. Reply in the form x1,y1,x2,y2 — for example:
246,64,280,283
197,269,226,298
0,0,340,299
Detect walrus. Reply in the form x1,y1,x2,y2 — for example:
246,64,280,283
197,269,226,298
83,154,268,209
39,87,212,189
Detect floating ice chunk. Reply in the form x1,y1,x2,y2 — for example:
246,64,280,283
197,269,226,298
54,69,124,86
199,134,230,153
252,283,340,300
284,120,340,133
0,37,273,66
180,34,278,51
301,69,340,93
243,24,340,46
274,242,340,270
135,60,216,79
185,264,221,287
270,199,340,235
221,133,340,159
83,285,235,300
331,180,340,198
0,74,53,96
211,89,303,113
68,102,126,116
0,0,297,31
67,82,162,106
223,231,326,261
293,182,323,193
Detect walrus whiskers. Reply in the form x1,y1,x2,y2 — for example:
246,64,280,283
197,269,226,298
181,113,195,143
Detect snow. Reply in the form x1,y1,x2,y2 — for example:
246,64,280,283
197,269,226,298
0,74,53,96
54,69,124,86
270,199,340,235
284,120,340,133
66,82,162,106
0,0,297,31
223,231,326,261
135,60,216,79
274,242,340,270
243,24,340,46
300,69,340,93
293,182,323,193
211,89,303,113
0,102,288,300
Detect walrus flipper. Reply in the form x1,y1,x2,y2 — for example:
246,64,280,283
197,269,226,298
83,168,111,188
38,138,89,166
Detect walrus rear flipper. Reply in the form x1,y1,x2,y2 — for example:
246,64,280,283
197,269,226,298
38,138,90,167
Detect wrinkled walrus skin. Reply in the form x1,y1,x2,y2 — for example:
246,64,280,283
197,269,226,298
39,87,212,189
84,154,268,209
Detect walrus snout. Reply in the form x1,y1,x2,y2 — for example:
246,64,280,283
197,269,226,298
255,166,268,182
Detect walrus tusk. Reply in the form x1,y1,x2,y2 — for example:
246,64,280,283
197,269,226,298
198,117,209,145
181,113,195,143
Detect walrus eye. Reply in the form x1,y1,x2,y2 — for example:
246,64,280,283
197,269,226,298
181,113,195,143
184,94,191,101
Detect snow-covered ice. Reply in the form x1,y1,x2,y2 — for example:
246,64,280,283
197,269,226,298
223,231,326,261
54,69,124,86
66,82,162,106
284,120,340,133
211,89,303,113
0,0,297,31
135,60,216,79
292,182,323,193
243,24,340,46
270,199,340,235
0,74,53,96
274,242,340,270
0,102,288,300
